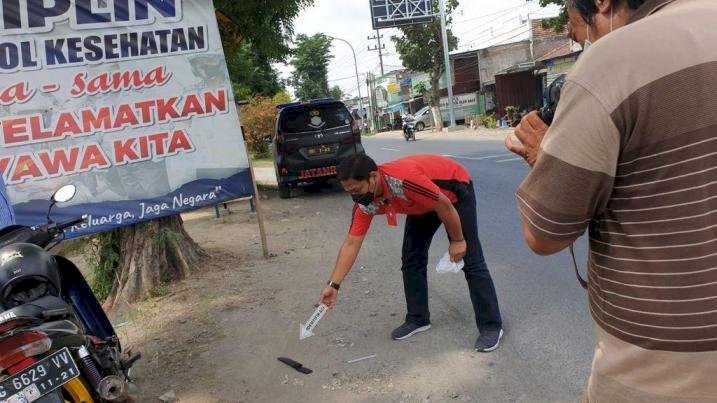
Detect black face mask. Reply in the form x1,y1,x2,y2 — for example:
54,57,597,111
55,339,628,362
352,192,374,206
351,178,375,206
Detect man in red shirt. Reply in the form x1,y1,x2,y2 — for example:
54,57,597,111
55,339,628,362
319,154,503,351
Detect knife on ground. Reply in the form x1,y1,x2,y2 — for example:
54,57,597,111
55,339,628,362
277,357,313,374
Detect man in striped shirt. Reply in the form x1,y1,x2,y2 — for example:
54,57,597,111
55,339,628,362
507,0,717,401
319,154,503,351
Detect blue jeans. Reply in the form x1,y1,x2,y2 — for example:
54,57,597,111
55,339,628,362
401,182,502,332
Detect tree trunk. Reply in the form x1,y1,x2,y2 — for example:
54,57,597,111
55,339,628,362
430,72,444,131
104,215,207,310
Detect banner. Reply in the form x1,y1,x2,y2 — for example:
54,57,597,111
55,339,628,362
0,0,253,238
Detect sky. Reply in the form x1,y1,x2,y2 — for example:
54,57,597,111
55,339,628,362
275,0,560,100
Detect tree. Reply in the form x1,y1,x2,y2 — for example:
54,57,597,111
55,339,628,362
392,0,458,131
216,1,316,100
329,85,344,100
95,1,314,309
290,34,334,100
225,42,284,100
214,0,315,62
538,0,569,32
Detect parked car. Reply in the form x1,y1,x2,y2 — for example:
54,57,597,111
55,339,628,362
273,98,365,199
412,106,433,131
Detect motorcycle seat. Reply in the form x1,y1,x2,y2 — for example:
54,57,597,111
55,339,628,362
1,295,71,321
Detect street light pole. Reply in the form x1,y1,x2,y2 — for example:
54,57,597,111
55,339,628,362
328,35,364,128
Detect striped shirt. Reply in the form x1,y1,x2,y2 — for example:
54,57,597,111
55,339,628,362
517,0,717,401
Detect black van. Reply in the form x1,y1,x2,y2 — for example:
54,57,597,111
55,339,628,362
273,98,365,198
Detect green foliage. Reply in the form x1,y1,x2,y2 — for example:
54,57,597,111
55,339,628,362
86,232,120,301
538,0,569,32
291,34,334,100
329,85,343,100
413,81,429,98
241,96,281,158
214,0,315,62
226,42,284,100
479,114,498,129
214,1,315,99
272,90,292,104
146,282,171,299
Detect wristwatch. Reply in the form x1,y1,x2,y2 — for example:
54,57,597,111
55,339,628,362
327,280,340,290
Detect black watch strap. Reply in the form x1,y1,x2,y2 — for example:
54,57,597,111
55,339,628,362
327,280,340,290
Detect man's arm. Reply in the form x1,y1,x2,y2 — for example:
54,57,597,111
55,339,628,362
329,234,365,284
320,233,365,308
434,192,466,262
520,220,575,256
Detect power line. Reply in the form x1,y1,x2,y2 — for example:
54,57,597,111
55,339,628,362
452,3,527,25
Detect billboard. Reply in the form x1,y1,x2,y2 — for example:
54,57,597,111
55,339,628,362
370,0,435,30
0,0,253,238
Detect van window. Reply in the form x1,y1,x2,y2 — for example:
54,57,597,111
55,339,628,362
281,105,352,133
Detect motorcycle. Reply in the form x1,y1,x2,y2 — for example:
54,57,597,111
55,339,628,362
402,115,416,141
0,185,140,403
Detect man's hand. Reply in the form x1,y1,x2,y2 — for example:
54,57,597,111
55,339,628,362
320,286,338,309
505,111,549,167
449,240,467,263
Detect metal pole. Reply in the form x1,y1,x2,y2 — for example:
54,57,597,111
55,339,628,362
439,0,456,128
376,31,385,76
329,36,364,128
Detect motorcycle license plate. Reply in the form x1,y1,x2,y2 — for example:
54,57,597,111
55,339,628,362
0,348,80,403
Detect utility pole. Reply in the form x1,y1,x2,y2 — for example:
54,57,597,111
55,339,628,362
367,30,385,76
365,72,374,132
439,0,456,128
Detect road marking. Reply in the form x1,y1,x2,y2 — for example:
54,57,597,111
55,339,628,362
495,157,525,163
442,153,513,161
381,147,401,152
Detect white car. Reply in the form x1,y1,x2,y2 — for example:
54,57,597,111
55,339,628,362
412,106,433,131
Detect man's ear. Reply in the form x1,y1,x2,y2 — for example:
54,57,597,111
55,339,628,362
596,0,612,15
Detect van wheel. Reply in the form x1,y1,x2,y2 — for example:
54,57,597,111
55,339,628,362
415,122,425,131
279,184,291,199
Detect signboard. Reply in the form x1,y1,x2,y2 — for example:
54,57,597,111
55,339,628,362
0,0,253,238
440,93,480,122
370,0,435,30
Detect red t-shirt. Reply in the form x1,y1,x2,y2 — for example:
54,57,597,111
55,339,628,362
348,154,471,236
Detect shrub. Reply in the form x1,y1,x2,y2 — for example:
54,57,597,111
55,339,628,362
479,114,498,129
240,96,277,158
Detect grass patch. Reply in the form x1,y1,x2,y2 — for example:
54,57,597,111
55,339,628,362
147,282,171,299
250,156,274,168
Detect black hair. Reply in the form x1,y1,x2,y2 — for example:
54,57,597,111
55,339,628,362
336,154,378,182
571,0,645,24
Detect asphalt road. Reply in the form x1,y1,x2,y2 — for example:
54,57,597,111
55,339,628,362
234,131,597,402
360,132,595,400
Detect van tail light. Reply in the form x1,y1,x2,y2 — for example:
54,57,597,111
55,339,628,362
276,133,285,144
0,331,52,373
280,167,288,174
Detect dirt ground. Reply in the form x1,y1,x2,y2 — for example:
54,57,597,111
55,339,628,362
69,185,506,403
